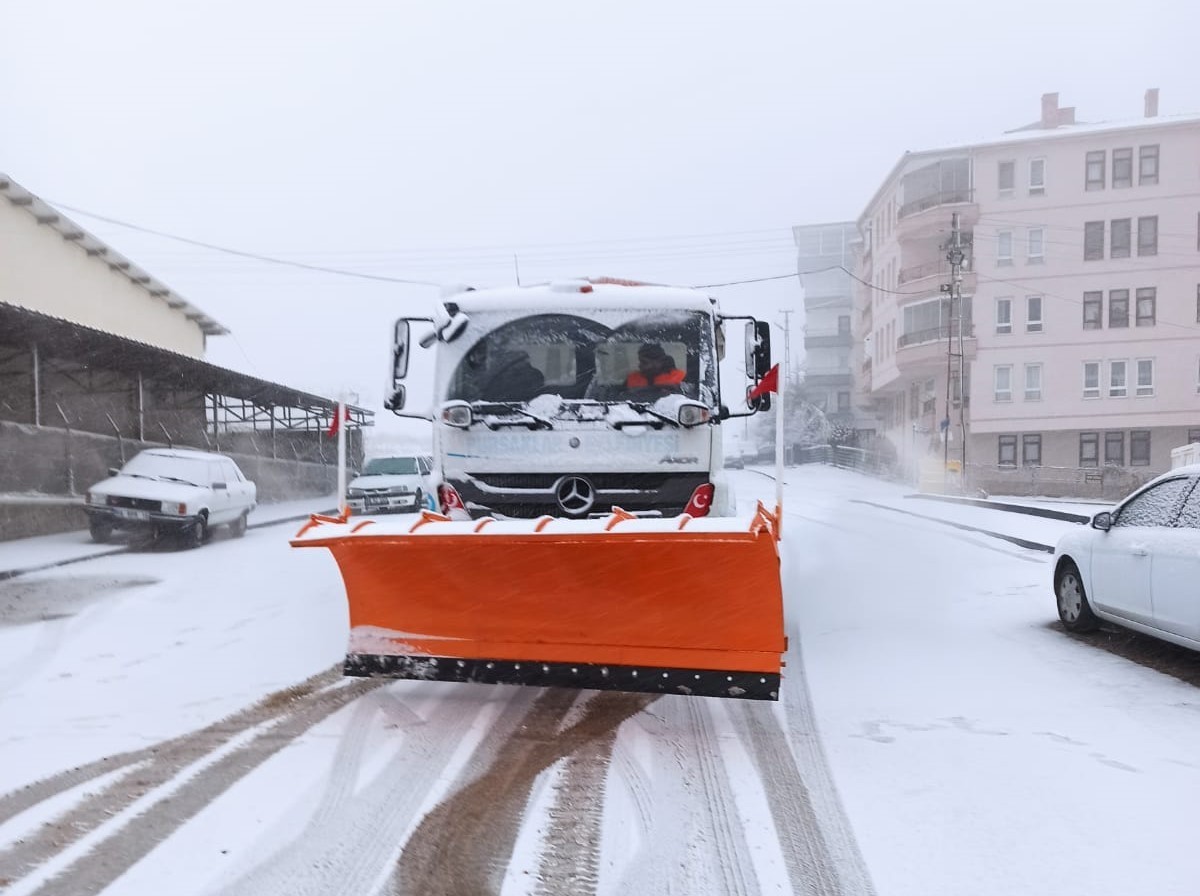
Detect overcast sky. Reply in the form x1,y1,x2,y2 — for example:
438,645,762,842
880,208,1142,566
4,0,1199,444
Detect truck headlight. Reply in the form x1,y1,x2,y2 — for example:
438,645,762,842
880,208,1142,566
441,401,473,428
677,402,711,427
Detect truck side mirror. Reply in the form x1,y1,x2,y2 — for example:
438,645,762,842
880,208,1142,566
745,320,772,379
384,385,407,413
392,319,411,380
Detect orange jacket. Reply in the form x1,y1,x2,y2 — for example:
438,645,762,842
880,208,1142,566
625,368,686,388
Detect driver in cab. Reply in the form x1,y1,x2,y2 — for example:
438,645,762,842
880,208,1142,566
625,343,685,392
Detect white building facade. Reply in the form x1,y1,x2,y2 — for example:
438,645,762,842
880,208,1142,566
855,92,1200,492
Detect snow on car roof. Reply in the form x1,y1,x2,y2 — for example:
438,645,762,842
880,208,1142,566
141,448,233,461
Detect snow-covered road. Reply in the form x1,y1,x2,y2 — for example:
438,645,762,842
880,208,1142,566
0,467,1195,896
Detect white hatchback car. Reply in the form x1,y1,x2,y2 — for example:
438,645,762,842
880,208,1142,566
346,455,433,514
1054,464,1200,650
84,448,258,548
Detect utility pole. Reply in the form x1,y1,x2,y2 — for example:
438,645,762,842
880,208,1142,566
942,213,967,492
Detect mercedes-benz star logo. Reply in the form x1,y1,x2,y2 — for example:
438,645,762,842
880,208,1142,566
555,476,595,516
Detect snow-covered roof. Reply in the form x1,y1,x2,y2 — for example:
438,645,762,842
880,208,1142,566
444,280,718,314
0,173,227,336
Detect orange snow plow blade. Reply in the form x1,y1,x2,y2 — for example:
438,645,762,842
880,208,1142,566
292,504,786,700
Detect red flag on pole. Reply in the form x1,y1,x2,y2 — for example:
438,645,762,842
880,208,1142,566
747,364,779,402
326,405,350,438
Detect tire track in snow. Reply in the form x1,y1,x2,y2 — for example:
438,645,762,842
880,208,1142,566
212,685,503,896
0,667,378,894
392,690,655,896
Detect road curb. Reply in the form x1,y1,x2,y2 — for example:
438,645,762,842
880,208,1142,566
851,500,1055,553
905,493,1091,524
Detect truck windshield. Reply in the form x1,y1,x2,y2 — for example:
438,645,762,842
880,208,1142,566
446,311,715,405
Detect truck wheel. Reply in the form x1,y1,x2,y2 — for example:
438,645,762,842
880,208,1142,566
89,520,113,544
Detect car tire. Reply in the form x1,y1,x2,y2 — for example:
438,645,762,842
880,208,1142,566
182,515,208,550
1056,559,1099,632
229,512,248,538
89,520,113,544
413,489,424,512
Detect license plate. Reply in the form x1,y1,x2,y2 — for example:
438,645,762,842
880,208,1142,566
366,497,389,506
115,508,150,521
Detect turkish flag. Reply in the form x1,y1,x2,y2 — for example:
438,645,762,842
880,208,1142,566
683,483,714,517
747,364,779,402
326,405,350,438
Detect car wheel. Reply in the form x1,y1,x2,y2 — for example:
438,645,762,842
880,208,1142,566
89,520,113,544
182,516,208,550
1056,559,1099,632
413,489,424,512
229,512,248,538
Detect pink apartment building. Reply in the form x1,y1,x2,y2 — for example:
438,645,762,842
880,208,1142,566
854,91,1200,494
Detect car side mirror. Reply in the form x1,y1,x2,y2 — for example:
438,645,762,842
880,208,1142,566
108,467,120,477
1091,511,1112,531
213,482,228,491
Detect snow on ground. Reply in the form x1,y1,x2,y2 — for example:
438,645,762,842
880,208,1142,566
1,468,1197,896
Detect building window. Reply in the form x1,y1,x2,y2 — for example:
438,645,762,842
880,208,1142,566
1131,430,1151,466
997,230,1013,265
998,160,1015,196
1080,432,1099,467
1083,361,1100,399
1024,363,1043,400
1136,359,1155,397
1110,218,1131,258
1105,432,1125,465
1026,295,1043,332
995,296,1012,334
1084,221,1104,260
1112,148,1133,188
1109,360,1128,398
1108,289,1129,328
1139,145,1159,185
994,365,1012,402
838,315,850,335
999,435,1017,467
1027,228,1044,262
1022,434,1042,466
1083,291,1103,329
837,391,851,412
1135,287,1156,326
1188,429,1200,445
1137,216,1158,256
1029,158,1046,195
1085,150,1106,190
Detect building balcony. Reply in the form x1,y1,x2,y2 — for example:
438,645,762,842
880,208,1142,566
896,191,978,241
895,323,976,376
896,258,977,303
804,329,853,349
803,368,853,388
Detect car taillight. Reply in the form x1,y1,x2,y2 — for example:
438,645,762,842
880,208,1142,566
683,483,714,517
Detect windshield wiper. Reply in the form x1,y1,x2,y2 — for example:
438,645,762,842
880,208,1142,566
474,401,554,431
156,475,202,486
612,402,679,430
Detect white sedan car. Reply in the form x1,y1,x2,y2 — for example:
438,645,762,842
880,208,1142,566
84,448,258,548
1054,464,1200,650
346,455,433,514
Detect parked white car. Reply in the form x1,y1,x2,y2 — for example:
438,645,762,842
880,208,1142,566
1054,464,1200,651
346,455,433,514
84,448,258,548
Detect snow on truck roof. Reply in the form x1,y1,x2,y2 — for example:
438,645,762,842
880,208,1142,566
443,280,718,313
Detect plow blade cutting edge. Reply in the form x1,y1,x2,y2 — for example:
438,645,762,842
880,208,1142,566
291,504,786,700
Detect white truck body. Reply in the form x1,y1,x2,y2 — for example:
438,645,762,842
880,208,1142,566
388,280,771,520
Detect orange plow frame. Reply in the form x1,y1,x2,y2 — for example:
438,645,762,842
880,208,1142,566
292,504,786,700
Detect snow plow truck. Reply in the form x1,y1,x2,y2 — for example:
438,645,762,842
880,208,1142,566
292,278,786,699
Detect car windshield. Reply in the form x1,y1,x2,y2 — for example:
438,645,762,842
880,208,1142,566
362,457,420,475
120,453,210,485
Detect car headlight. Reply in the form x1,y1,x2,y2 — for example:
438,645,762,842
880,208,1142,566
86,491,102,505
347,488,365,497
160,502,188,515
